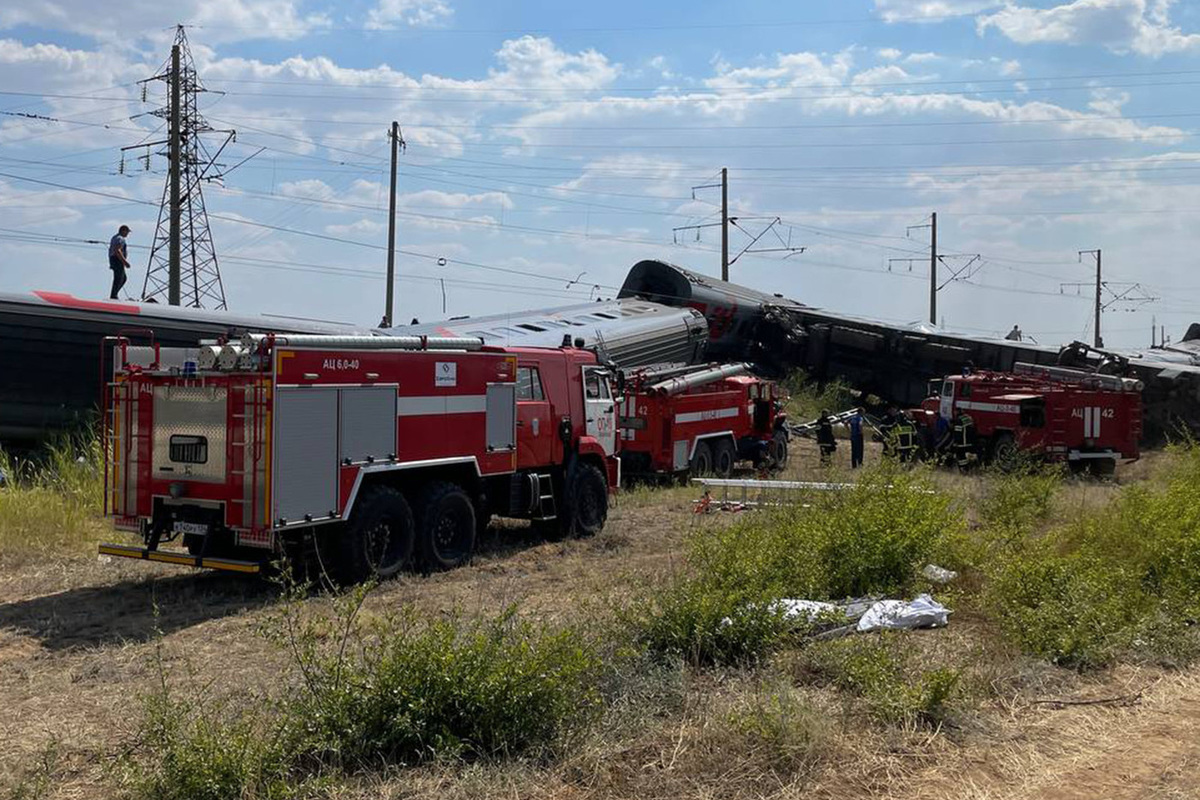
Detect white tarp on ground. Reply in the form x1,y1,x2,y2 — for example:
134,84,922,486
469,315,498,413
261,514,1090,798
856,593,951,632
763,594,952,632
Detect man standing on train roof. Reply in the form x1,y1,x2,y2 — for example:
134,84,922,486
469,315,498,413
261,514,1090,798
108,225,132,300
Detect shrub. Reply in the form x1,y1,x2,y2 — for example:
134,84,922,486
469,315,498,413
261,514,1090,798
983,444,1200,669
781,371,856,422
712,685,832,776
691,465,962,601
123,691,301,800
632,465,960,667
977,463,1062,543
293,606,603,767
123,596,605,798
796,635,962,726
627,578,791,667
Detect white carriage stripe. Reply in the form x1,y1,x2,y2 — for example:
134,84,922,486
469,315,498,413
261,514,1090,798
674,407,741,424
397,394,487,416
957,400,1019,415
1084,407,1092,437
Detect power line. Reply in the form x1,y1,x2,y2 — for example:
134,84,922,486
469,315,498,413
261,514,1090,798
14,75,1200,107
180,11,985,35
201,67,1200,95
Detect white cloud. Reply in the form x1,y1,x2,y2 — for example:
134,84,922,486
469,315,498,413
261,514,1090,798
977,0,1200,57
325,218,385,237
278,179,337,201
851,64,917,86
877,47,903,60
365,0,453,30
873,0,997,23
400,189,513,210
998,58,1021,75
649,54,675,79
0,0,330,44
488,35,619,93
903,51,942,63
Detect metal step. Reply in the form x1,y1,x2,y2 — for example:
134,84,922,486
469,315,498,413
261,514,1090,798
535,473,557,520
98,543,261,574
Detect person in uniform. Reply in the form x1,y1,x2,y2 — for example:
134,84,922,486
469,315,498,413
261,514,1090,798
816,410,837,466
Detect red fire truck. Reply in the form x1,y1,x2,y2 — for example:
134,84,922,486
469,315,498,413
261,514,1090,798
616,362,788,478
99,333,620,580
916,362,1142,473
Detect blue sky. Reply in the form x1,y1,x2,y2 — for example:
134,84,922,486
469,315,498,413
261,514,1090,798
1,0,1199,347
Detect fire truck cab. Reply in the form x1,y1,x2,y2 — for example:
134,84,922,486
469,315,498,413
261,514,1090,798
616,362,788,478
100,333,619,580
918,363,1142,473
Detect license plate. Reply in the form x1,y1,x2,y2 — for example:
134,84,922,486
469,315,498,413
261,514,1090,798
173,521,209,537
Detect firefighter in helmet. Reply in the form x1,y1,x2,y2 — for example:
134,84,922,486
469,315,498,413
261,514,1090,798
894,411,919,463
816,410,837,466
952,411,976,469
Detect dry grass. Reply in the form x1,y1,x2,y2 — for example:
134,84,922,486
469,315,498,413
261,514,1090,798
2,441,1199,799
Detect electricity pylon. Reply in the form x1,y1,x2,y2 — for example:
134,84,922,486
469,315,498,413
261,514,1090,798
123,26,236,309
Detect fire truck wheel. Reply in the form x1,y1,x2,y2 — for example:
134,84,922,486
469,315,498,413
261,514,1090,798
768,431,789,471
342,485,415,582
690,441,714,476
566,461,608,537
713,439,736,478
418,482,477,571
991,433,1019,470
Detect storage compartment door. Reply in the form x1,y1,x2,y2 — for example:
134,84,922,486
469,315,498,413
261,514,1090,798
273,387,338,524
486,383,517,452
339,386,398,463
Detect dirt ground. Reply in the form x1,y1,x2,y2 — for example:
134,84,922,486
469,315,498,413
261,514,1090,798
2,441,1197,799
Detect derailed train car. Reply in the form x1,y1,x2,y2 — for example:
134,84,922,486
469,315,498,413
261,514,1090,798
2,259,1196,446
618,259,1200,442
0,290,708,446
0,291,370,444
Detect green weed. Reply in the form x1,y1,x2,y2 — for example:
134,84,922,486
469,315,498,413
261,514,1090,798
0,432,106,563
294,605,604,767
797,635,962,726
633,464,960,666
983,444,1200,669
781,370,857,422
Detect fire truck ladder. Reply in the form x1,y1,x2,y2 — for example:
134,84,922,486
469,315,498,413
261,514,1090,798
1048,404,1070,454
103,378,141,519
789,409,874,438
227,379,270,539
534,473,557,520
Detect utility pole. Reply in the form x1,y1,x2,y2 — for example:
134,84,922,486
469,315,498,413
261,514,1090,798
168,43,181,306
890,211,978,325
721,167,729,282
1079,249,1102,348
1063,251,1156,348
928,211,937,325
384,120,405,328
